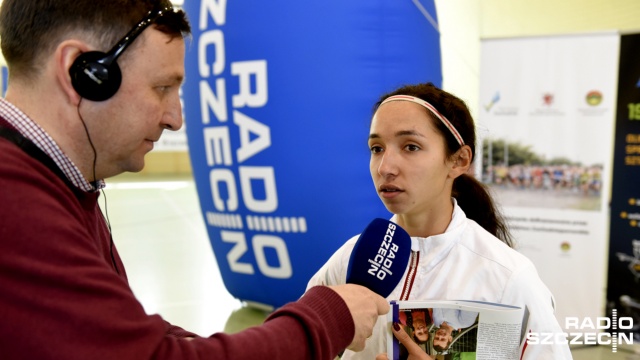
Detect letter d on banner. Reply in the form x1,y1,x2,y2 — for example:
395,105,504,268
181,1,442,308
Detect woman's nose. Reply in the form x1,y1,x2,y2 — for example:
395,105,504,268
377,150,398,177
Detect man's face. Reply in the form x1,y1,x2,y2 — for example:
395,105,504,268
433,326,453,349
86,28,185,178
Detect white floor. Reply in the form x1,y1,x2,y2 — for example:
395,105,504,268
104,174,640,359
103,174,254,337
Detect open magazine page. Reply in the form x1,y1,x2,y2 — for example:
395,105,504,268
387,300,526,360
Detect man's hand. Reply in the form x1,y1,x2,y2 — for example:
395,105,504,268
328,284,389,352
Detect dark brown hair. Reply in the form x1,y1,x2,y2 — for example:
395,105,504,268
0,0,191,81
373,82,513,247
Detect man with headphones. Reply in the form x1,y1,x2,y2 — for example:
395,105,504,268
0,1,388,359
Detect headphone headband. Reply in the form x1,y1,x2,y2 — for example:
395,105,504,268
102,6,175,67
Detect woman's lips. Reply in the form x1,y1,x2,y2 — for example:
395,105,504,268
379,184,403,199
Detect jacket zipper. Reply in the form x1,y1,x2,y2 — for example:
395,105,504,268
400,251,419,300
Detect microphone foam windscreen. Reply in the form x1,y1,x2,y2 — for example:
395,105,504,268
346,218,411,298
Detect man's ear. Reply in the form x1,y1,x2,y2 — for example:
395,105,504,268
54,40,89,106
449,145,472,179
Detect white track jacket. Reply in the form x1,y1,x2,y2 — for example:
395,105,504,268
307,202,573,359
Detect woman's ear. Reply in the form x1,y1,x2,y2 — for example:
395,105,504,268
54,40,89,106
449,145,472,179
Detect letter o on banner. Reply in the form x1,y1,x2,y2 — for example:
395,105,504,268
181,0,442,308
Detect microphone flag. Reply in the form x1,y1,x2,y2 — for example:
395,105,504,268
346,218,411,298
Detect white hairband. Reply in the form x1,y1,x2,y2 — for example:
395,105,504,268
378,95,464,146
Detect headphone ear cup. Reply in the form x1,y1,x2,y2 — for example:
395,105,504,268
69,51,122,102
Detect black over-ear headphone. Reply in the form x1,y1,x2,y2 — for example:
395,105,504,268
69,6,173,102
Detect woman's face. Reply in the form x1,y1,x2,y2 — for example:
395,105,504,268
368,101,456,218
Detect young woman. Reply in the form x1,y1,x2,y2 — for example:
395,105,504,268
306,83,572,359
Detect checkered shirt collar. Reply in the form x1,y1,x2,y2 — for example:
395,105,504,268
0,98,104,192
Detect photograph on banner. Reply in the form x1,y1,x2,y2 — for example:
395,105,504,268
478,32,619,333
481,139,603,211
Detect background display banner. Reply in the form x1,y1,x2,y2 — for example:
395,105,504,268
1,66,6,97
479,33,619,332
181,1,442,308
607,32,640,348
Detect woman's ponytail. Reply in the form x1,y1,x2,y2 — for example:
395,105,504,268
453,174,514,247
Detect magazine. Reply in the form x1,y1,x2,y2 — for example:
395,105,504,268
387,300,528,360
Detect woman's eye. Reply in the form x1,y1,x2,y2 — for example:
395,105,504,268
405,144,420,152
370,145,383,154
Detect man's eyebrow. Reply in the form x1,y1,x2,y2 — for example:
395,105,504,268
160,72,185,85
173,74,185,85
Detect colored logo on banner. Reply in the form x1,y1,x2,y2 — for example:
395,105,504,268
586,90,603,106
543,92,554,106
484,91,500,112
180,1,442,308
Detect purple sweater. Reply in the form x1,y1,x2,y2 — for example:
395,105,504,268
0,120,354,359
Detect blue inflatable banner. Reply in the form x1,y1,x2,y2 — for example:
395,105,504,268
181,0,442,309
